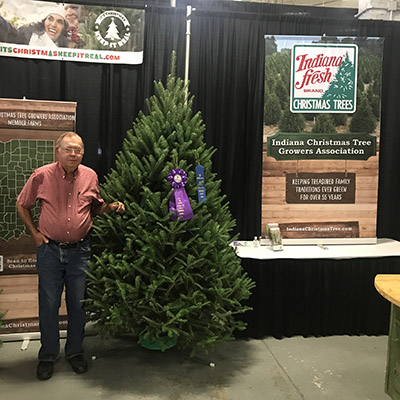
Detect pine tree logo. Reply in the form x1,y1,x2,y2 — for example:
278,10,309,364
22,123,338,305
94,11,131,49
290,43,358,113
105,18,122,42
322,52,355,102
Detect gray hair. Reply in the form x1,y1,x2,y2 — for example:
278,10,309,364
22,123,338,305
55,132,84,152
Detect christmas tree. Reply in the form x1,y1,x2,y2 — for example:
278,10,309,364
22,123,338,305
278,109,305,133
311,114,336,133
264,92,281,125
85,54,255,353
349,97,377,134
331,113,347,127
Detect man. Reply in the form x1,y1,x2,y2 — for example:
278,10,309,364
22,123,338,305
17,132,125,380
64,4,85,48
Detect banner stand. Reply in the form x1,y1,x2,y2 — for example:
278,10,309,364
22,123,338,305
0,98,77,339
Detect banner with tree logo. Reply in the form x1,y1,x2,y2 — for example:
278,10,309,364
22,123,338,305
263,36,383,243
0,1,144,64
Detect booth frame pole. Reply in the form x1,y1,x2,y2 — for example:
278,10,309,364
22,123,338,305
184,5,192,104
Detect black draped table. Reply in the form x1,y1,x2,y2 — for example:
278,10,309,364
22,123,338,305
235,238,400,339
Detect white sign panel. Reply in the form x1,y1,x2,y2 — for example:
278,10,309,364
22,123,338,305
291,43,358,113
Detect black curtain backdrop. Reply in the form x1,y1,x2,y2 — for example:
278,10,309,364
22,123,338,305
1,1,400,241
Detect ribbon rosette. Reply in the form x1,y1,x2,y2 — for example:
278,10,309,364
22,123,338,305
168,168,194,221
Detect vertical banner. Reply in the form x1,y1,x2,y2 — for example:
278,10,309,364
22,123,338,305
263,36,383,243
0,98,76,335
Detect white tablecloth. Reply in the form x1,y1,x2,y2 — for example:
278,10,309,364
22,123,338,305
234,238,400,260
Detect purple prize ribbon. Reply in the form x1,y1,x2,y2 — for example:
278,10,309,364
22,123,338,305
168,169,194,221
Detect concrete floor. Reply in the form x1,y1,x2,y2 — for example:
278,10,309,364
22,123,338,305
0,334,391,400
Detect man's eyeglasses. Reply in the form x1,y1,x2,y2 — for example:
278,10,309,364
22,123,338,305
60,146,84,155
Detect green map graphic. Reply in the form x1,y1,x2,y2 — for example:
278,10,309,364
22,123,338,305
0,139,54,241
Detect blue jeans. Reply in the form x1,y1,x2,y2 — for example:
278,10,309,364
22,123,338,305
36,240,91,361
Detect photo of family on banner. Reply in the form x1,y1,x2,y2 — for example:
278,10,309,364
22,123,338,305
0,0,144,64
263,35,383,244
